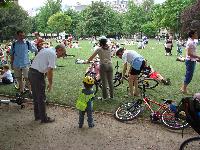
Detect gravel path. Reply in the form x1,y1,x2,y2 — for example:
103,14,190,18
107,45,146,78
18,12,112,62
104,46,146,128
0,101,198,150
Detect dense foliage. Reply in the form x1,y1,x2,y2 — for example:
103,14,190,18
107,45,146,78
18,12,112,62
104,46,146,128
181,0,200,36
0,0,199,39
0,3,31,40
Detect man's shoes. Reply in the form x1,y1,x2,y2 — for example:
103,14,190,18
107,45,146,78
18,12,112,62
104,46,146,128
41,117,55,123
89,124,95,128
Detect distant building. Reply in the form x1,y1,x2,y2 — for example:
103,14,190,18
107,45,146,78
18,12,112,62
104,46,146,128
62,2,87,12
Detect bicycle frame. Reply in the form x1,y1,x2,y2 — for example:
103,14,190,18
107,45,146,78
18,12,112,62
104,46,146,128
143,97,168,113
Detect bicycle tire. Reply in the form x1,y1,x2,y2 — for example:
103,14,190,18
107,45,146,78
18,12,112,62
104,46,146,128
113,79,121,87
179,136,200,150
161,110,189,130
114,101,143,122
138,78,159,89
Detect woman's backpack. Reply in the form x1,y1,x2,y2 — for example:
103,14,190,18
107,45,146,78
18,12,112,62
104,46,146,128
178,96,200,135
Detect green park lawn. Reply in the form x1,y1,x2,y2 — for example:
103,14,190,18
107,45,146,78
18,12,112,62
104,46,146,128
0,39,200,113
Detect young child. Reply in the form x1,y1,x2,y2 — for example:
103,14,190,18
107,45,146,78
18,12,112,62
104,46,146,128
143,61,171,85
76,76,95,128
0,64,13,84
176,37,183,56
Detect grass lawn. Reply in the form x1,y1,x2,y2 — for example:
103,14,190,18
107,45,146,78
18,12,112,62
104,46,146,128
0,39,200,113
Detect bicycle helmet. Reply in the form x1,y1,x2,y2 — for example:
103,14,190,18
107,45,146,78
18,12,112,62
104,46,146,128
83,76,95,85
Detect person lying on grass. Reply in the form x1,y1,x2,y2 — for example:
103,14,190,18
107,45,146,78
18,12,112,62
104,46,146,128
143,61,171,85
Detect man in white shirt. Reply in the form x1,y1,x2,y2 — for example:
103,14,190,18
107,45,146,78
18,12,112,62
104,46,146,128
116,48,145,97
28,44,66,123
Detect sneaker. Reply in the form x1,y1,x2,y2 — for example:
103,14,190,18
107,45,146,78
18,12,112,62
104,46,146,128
41,117,55,123
79,124,83,128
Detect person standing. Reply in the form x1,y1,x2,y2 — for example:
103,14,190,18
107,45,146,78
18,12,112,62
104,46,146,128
116,48,145,97
28,44,66,123
10,30,37,93
84,36,113,100
181,30,200,94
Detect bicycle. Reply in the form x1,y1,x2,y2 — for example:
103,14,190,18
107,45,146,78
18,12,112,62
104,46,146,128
179,136,200,150
113,61,159,89
114,82,189,130
0,90,29,109
85,59,102,95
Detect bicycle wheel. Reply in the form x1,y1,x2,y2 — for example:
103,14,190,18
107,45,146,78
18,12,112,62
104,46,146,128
114,100,143,122
161,110,189,130
138,78,159,89
179,136,200,150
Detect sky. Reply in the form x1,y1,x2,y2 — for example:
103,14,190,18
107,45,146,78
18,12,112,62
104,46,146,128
19,0,166,14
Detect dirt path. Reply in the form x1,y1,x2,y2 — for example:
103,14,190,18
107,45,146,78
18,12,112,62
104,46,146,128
0,101,198,150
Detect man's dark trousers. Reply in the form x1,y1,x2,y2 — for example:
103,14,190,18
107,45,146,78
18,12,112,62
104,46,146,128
28,68,47,121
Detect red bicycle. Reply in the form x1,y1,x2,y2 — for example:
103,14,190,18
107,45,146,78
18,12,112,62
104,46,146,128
114,83,189,130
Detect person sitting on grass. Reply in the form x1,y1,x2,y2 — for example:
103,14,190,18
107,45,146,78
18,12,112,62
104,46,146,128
0,64,13,84
143,61,171,85
76,76,95,128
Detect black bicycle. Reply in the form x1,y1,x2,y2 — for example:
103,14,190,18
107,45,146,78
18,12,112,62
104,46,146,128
179,136,200,150
0,90,29,109
113,61,159,89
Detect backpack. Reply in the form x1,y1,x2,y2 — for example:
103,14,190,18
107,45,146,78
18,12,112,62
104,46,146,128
178,96,200,134
75,92,94,111
12,41,31,54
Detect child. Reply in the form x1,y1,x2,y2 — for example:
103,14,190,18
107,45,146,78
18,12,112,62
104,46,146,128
176,37,183,56
76,76,95,128
143,61,171,85
0,64,13,84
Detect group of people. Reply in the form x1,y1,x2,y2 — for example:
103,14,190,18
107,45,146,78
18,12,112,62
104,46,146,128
0,29,199,128
1,30,66,123
77,30,199,128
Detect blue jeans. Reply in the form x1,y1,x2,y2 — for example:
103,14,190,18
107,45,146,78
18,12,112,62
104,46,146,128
79,100,94,127
184,60,196,85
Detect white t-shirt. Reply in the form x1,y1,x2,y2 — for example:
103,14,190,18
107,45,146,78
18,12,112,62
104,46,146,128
122,50,143,64
31,48,57,73
186,38,197,61
2,70,13,82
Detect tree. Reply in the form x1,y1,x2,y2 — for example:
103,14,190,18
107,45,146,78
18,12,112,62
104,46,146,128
123,1,145,36
78,1,123,37
152,0,196,34
64,9,81,36
35,0,62,34
181,0,200,36
0,3,31,40
47,12,72,36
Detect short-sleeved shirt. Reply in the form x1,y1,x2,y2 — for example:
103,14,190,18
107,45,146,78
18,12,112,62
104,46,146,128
95,47,112,65
10,40,37,68
31,48,57,73
122,50,144,70
186,38,197,61
2,70,13,82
